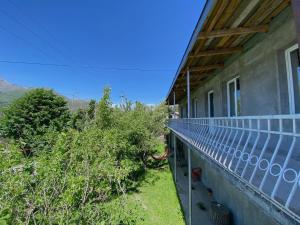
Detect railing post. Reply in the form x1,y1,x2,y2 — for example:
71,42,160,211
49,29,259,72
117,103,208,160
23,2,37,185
173,91,177,182
187,68,192,225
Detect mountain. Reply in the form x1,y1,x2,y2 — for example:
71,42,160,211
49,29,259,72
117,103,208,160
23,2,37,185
66,98,90,112
0,79,27,92
0,79,27,108
0,79,89,111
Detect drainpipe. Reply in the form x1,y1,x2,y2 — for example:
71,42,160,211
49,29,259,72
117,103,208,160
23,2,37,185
173,91,177,183
187,68,192,225
167,101,171,148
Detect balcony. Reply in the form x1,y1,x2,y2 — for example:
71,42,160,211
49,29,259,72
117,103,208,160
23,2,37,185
168,115,300,222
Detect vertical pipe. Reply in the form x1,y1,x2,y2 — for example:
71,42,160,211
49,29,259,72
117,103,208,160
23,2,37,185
187,69,192,225
173,91,177,182
168,101,171,148
173,91,176,119
187,70,190,118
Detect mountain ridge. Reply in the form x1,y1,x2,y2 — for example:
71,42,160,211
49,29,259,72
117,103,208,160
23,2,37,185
0,78,89,111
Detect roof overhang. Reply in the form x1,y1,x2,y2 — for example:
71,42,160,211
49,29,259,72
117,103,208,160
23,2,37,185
166,0,290,104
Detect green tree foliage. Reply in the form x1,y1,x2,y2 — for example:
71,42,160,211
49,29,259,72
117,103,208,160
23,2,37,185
87,99,96,120
0,87,168,224
71,108,87,131
95,87,113,130
0,89,70,153
0,130,142,224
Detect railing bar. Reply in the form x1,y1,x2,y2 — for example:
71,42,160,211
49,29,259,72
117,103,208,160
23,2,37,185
206,120,222,155
209,120,224,156
241,119,261,178
168,115,300,220
234,119,253,173
218,119,234,163
228,120,246,171
215,120,230,160
259,119,283,191
212,120,226,158
203,120,218,154
199,120,210,152
182,122,299,137
285,171,300,208
249,119,271,184
271,119,297,199
223,119,239,166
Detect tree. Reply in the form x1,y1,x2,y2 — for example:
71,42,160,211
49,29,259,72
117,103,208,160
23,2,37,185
95,87,113,130
87,99,96,120
71,108,87,131
0,88,71,153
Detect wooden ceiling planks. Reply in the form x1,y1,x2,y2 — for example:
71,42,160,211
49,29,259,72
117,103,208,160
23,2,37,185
169,0,290,104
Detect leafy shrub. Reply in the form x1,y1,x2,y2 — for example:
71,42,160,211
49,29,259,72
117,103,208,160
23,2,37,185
0,89,70,153
0,87,168,224
0,129,143,224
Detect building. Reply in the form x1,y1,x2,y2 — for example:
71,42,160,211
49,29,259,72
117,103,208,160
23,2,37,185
166,1,300,225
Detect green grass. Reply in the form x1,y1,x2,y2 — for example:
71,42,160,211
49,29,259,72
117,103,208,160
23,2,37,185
127,167,185,225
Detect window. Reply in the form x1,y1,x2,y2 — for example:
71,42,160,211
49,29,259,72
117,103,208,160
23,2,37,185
208,90,214,117
180,105,184,118
185,103,188,118
192,98,198,118
227,77,241,117
285,44,300,114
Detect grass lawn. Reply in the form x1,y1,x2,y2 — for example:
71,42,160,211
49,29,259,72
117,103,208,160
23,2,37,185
128,166,185,225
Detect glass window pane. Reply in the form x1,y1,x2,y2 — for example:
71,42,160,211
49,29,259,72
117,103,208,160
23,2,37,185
194,100,198,118
236,78,241,116
191,99,195,118
209,92,214,117
185,103,188,118
290,49,300,113
229,82,236,116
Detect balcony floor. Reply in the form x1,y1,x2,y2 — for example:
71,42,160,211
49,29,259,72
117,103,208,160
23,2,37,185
170,155,214,225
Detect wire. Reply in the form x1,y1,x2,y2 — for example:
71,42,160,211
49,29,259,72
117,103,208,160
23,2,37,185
0,24,58,61
0,59,175,72
0,60,68,67
2,1,176,73
0,8,68,63
6,0,88,65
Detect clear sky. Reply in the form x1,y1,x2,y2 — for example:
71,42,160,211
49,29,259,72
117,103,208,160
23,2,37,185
0,0,205,104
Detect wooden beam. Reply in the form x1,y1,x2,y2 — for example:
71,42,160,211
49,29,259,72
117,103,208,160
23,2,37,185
197,26,268,39
189,64,224,72
180,64,224,74
189,47,243,58
292,0,300,55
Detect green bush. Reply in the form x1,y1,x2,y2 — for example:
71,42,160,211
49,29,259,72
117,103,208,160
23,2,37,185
0,129,142,224
0,87,168,224
0,89,71,153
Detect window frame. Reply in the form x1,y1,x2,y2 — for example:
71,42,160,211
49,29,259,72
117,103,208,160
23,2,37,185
207,90,214,118
227,77,240,117
192,98,198,118
285,43,299,114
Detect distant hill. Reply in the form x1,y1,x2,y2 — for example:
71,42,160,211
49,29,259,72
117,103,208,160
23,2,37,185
67,98,90,112
0,79,89,111
0,79,27,108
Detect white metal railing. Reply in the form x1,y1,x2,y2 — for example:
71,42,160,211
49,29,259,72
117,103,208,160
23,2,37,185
168,115,300,221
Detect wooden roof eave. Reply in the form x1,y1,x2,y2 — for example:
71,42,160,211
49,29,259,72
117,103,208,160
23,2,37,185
166,0,219,104
166,0,290,105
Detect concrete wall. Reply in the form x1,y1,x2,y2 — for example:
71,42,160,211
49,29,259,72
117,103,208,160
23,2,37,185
189,147,290,225
179,6,297,117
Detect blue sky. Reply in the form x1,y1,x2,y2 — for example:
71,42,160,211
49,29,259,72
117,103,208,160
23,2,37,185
0,0,205,104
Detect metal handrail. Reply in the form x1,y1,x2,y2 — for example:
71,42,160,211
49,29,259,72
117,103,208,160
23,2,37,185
168,115,300,221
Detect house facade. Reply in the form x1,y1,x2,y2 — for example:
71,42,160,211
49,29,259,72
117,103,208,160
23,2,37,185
166,1,300,225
